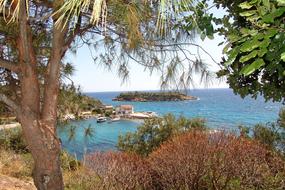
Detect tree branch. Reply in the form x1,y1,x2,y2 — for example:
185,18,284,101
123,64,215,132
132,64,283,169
63,21,93,53
0,93,21,116
152,42,219,64
17,0,41,115
0,58,20,73
41,17,69,123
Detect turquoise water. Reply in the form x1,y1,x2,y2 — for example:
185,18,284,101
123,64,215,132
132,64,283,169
57,119,139,159
58,88,283,158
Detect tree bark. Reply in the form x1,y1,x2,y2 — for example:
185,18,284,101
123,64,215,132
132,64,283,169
16,1,65,189
20,116,63,190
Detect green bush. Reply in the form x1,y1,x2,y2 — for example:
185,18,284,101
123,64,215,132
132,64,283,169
0,128,29,153
61,151,81,171
92,108,102,114
237,108,285,157
104,111,113,117
118,114,207,156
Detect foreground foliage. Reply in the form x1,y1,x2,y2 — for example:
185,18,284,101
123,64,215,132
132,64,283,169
0,128,93,189
1,120,285,189
89,131,285,190
118,114,206,156
213,0,285,102
0,0,212,188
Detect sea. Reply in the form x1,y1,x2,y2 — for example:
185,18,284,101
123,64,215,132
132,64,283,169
57,88,283,158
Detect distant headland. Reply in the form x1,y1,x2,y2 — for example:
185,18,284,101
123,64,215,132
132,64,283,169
112,91,198,102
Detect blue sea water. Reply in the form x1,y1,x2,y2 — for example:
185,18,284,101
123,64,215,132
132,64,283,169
58,88,283,158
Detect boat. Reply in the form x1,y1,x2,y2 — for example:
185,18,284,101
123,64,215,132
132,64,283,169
97,117,107,123
109,117,120,122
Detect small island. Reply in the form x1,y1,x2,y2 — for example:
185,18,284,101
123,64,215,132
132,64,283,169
112,91,198,102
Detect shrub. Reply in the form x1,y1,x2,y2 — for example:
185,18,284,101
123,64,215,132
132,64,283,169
86,152,154,190
240,108,285,156
148,131,285,190
118,114,207,156
0,128,29,153
61,151,81,171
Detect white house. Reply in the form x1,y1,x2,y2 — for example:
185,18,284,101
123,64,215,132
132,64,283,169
115,105,134,115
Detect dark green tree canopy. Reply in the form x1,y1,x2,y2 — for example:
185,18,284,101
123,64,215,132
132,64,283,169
214,0,285,102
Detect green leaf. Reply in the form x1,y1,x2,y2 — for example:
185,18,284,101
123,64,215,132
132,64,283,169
258,48,267,57
281,52,285,61
239,2,254,9
277,0,285,6
228,34,240,42
240,28,258,36
265,29,278,38
240,10,257,17
239,51,258,63
262,14,274,23
262,8,285,23
262,0,270,10
240,59,265,76
200,32,206,41
272,7,285,17
259,38,271,48
240,39,260,52
249,0,258,4
258,6,268,16
225,47,239,66
223,43,231,54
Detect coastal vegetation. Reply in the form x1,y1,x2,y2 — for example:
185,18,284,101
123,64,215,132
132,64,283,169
0,85,102,123
239,108,285,157
88,130,285,190
0,1,212,187
113,91,197,102
118,114,206,156
0,0,285,190
58,85,103,120
1,112,285,189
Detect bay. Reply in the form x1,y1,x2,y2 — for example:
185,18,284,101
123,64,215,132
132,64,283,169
58,88,283,158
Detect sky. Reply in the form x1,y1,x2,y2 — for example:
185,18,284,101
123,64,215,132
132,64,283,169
68,5,228,93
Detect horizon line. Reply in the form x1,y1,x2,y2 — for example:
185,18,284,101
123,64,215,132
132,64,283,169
84,87,230,93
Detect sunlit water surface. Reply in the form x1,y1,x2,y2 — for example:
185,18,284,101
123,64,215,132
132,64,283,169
58,89,283,158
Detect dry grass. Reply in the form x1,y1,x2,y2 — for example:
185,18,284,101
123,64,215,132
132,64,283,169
0,148,33,180
63,167,100,190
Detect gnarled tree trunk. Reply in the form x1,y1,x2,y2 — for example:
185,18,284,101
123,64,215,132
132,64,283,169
20,117,63,190
15,1,68,189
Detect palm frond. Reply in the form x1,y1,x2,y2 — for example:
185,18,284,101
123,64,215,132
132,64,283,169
156,0,196,35
0,0,23,23
53,0,107,29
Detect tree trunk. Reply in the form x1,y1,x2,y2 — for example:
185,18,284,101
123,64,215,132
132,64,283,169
20,115,64,190
15,1,69,189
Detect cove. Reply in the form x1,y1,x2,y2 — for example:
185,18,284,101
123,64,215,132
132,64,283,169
57,118,139,159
